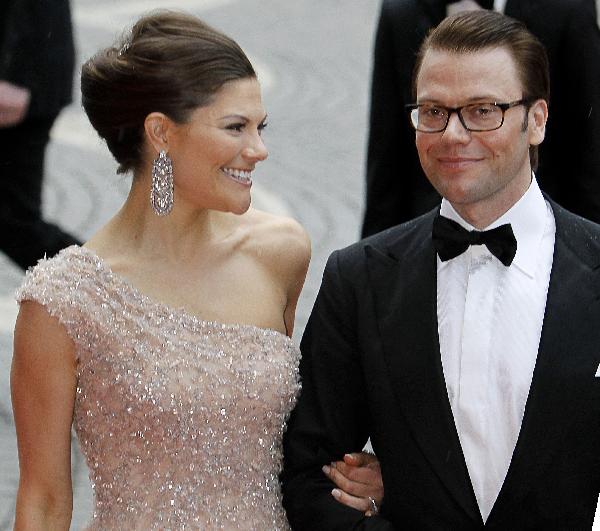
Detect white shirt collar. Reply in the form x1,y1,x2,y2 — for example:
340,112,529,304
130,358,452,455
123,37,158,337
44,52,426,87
494,0,507,13
439,176,549,277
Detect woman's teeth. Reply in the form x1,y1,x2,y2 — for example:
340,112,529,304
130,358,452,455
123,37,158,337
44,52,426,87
222,168,252,184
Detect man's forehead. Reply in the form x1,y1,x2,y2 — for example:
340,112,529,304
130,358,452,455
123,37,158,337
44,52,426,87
421,45,515,67
416,46,521,99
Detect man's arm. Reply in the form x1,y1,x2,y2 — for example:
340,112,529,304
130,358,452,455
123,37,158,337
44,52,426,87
282,251,394,530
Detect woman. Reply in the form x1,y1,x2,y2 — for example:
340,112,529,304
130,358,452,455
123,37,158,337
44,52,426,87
11,11,382,529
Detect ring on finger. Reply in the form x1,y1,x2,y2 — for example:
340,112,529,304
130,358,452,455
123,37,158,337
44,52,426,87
367,496,379,515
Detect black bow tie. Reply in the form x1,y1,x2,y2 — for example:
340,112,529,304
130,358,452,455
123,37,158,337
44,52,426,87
432,215,517,266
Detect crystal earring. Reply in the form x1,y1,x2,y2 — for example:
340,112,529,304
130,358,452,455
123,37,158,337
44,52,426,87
150,150,174,216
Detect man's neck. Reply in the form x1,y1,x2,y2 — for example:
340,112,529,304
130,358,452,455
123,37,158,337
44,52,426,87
449,173,533,230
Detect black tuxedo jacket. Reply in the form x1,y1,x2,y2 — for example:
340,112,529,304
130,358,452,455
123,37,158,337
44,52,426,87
361,0,600,233
282,201,600,529
0,0,74,119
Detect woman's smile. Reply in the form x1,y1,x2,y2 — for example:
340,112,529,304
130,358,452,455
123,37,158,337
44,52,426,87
221,166,253,186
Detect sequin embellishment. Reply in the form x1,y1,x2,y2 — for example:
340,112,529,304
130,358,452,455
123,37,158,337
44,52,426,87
16,246,301,530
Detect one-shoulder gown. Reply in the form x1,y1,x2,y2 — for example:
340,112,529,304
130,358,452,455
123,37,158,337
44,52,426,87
16,246,301,530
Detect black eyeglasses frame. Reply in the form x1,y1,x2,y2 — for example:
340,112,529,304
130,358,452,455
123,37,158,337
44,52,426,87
405,99,531,133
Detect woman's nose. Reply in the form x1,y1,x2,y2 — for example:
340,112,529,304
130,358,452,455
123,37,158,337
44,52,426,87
243,135,268,161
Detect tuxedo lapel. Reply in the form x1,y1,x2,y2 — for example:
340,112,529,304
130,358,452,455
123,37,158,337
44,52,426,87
365,214,482,523
490,204,600,521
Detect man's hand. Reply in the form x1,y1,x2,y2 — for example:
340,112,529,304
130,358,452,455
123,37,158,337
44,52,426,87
322,452,384,516
0,81,31,128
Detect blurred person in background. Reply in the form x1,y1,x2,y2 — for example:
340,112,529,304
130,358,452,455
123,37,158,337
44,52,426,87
0,0,81,270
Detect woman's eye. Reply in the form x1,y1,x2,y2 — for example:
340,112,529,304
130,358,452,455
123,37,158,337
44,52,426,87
226,123,245,132
258,122,268,135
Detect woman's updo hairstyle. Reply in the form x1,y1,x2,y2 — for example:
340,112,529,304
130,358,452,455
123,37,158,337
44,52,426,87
81,11,256,174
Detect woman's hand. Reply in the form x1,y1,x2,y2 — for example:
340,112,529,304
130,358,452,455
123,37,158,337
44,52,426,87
322,452,384,516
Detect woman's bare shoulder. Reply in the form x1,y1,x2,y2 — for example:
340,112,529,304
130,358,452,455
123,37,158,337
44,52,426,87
239,208,311,263
14,301,76,367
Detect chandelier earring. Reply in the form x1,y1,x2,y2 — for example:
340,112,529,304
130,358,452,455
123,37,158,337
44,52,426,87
150,149,174,216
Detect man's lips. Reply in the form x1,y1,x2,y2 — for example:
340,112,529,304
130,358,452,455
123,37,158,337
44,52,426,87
436,156,484,168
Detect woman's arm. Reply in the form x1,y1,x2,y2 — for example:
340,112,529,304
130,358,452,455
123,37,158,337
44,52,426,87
11,301,78,530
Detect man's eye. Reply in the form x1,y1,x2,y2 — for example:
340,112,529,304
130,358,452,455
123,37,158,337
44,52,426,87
473,104,496,117
423,107,445,118
424,107,444,116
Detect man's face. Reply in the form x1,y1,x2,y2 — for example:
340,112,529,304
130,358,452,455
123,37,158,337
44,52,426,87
414,46,547,227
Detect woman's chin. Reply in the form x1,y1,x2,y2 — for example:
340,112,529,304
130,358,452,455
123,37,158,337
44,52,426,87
227,198,252,216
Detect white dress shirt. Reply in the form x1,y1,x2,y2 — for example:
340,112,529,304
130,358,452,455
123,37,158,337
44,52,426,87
437,178,555,521
447,0,506,16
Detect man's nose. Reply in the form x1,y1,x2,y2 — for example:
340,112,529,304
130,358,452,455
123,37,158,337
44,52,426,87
442,112,471,142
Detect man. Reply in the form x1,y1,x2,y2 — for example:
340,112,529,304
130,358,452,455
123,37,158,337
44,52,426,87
361,0,600,237
282,11,600,529
0,0,81,270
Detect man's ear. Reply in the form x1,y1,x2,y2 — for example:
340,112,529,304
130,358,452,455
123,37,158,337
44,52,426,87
527,99,548,147
143,112,173,153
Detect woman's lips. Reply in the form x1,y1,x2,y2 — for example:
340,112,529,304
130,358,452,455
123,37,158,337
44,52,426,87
221,167,252,185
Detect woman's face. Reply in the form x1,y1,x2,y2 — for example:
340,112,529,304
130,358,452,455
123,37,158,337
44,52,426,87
167,77,268,215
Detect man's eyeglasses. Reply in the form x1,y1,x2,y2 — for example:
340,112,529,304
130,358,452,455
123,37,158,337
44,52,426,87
405,99,529,133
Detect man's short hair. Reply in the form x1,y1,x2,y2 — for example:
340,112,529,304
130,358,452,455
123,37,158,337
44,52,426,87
412,10,550,170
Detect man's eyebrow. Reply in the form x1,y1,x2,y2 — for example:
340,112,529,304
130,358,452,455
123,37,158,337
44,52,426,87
417,95,508,105
463,95,507,103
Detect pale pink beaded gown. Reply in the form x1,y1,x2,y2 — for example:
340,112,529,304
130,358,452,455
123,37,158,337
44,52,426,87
16,246,301,530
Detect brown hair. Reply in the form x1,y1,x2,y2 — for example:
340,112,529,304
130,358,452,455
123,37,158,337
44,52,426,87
413,10,550,170
81,11,256,174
